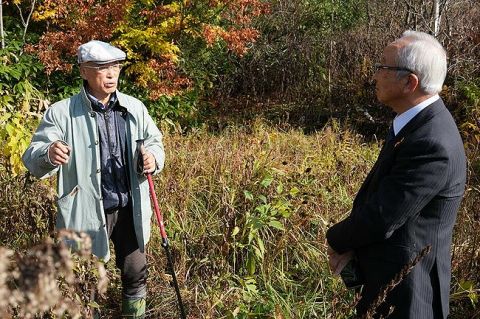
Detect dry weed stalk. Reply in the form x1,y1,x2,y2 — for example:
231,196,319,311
0,229,108,319
360,245,432,319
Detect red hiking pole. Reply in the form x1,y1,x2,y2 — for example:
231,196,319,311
137,139,186,319
146,174,187,319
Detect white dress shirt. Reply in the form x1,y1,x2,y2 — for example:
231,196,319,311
392,94,440,136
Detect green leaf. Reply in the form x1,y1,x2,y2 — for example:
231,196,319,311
253,245,262,259
246,254,256,276
276,182,284,194
259,195,267,204
8,68,21,80
289,187,300,197
244,277,258,294
468,292,478,304
254,204,269,215
5,123,14,135
251,218,264,231
261,176,273,188
268,220,285,231
256,237,265,258
231,226,240,237
459,280,474,291
88,301,101,309
248,228,255,244
243,190,254,201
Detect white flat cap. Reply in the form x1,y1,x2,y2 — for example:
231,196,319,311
77,40,126,64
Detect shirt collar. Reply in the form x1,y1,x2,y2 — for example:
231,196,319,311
393,94,439,135
85,86,117,111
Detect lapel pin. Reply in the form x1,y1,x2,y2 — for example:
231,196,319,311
394,137,405,148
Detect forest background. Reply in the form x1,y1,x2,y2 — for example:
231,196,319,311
0,0,479,318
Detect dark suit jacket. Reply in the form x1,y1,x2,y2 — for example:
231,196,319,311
327,99,466,319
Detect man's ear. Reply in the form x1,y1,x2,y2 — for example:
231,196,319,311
79,66,87,80
403,73,419,93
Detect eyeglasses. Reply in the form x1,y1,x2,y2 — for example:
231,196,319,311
374,63,415,74
82,63,123,73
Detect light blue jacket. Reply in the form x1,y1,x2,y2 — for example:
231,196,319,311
22,87,165,261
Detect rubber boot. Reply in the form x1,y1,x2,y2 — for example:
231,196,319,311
121,297,146,318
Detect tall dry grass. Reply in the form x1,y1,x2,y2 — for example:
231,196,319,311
1,120,478,318
148,120,379,318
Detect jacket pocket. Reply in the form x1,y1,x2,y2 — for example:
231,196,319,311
56,185,80,228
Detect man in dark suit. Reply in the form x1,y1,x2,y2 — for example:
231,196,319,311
326,31,467,318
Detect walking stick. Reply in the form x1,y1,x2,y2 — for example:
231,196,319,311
146,173,187,319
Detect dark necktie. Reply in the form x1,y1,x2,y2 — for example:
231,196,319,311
386,125,395,144
376,125,395,159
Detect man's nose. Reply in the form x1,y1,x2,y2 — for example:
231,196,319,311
105,69,115,78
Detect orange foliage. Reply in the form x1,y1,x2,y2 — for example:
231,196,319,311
205,0,269,55
225,0,270,25
27,0,130,74
203,26,260,56
140,6,177,26
143,59,192,100
27,0,269,98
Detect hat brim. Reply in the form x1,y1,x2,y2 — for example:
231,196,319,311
79,58,125,65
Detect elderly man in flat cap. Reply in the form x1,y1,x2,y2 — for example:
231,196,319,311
23,40,165,318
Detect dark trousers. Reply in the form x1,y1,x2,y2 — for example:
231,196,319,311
355,263,444,318
105,206,147,299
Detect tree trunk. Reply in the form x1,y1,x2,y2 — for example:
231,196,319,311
433,0,441,36
0,0,4,49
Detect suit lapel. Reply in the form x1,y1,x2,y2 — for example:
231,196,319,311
354,132,395,204
354,98,446,206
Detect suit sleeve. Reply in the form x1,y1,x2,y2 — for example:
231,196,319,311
327,138,449,253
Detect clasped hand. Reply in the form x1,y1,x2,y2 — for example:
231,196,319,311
327,245,353,276
140,149,156,174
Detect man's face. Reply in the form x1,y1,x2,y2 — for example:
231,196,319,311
80,62,122,100
374,43,407,109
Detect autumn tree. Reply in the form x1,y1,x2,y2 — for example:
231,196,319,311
29,0,131,74
29,0,269,100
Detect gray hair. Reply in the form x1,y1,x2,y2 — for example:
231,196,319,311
396,30,447,94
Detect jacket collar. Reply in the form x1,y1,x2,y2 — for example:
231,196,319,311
394,97,446,141
80,85,133,114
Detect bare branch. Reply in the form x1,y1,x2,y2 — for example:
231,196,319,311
14,0,37,46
